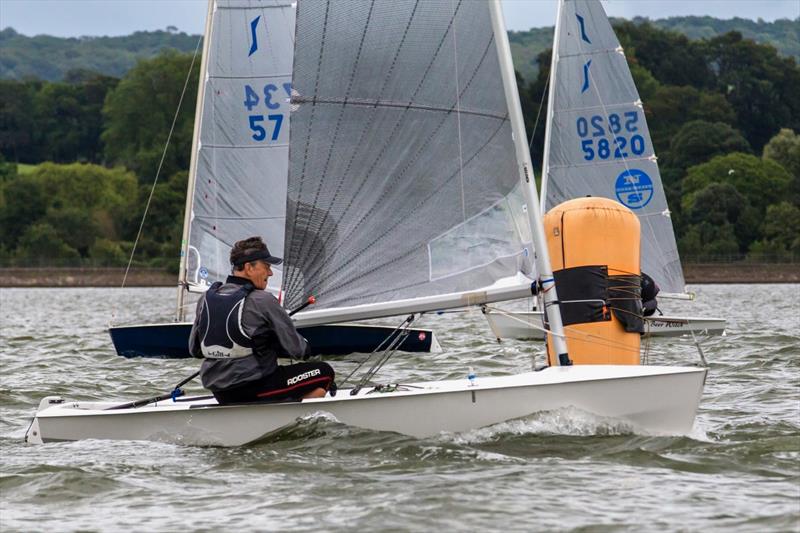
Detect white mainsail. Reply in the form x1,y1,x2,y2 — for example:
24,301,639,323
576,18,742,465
540,0,685,295
283,0,535,320
180,0,296,303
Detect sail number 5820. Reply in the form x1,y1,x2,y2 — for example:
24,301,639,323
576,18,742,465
576,112,646,161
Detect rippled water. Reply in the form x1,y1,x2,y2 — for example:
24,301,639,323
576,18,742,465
1,285,798,531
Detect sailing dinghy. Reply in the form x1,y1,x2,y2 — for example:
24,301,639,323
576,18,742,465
27,0,706,446
483,0,725,341
108,0,436,358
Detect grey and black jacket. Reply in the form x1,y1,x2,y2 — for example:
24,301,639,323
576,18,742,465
188,275,309,392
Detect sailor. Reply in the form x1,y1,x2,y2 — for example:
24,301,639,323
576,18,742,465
188,236,335,404
641,271,660,317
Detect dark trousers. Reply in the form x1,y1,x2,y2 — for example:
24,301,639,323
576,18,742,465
214,362,335,404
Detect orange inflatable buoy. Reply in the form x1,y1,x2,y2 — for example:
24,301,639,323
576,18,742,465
543,197,641,365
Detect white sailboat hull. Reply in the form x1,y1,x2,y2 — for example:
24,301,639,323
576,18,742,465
26,365,706,447
484,310,726,340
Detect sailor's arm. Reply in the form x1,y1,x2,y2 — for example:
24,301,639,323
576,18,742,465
253,293,309,359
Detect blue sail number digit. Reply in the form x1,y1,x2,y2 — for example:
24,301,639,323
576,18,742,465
249,115,266,141
624,111,639,132
244,85,260,111
263,84,280,110
267,114,283,141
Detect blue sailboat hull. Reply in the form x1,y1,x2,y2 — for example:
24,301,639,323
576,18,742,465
109,322,436,358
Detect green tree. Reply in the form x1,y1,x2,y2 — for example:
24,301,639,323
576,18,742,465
762,128,800,205
0,80,39,162
0,163,139,259
614,21,712,88
646,85,736,156
0,172,47,250
679,221,740,258
664,120,751,178
102,50,199,181
703,32,800,152
682,182,760,253
14,223,80,265
89,238,128,266
42,207,99,256
748,201,800,259
682,152,793,216
135,170,188,266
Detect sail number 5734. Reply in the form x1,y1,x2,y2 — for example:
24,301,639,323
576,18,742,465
243,83,291,141
576,111,646,161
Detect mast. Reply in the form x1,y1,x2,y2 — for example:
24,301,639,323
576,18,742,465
538,0,564,212
176,0,214,321
488,0,570,364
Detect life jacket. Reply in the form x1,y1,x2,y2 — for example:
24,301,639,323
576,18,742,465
199,281,256,359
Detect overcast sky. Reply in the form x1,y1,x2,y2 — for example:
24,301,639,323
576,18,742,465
2,0,798,37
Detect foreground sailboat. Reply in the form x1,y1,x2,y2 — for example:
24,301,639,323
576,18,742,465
108,0,435,357
27,0,706,447
483,0,725,341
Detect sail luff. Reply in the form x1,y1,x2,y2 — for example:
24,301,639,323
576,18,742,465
488,0,569,364
177,0,215,321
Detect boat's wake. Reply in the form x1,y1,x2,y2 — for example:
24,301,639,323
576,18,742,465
447,407,638,445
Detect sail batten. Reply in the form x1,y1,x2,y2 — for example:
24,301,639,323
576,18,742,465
284,0,533,313
542,0,686,294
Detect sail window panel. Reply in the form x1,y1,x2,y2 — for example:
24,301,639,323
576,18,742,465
428,195,529,282
210,1,295,79
285,0,525,311
188,215,285,290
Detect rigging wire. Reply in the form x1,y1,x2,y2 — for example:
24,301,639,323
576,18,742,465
529,69,550,151
337,314,418,393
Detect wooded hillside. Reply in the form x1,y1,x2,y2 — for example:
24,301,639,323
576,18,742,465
0,19,798,270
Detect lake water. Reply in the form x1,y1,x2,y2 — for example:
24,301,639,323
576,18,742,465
1,285,798,531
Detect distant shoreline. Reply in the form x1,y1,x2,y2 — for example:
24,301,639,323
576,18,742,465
0,264,798,287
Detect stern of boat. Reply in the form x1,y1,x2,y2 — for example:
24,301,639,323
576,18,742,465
25,396,65,444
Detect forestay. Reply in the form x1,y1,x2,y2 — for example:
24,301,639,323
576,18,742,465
541,0,685,294
184,0,295,293
284,0,533,313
